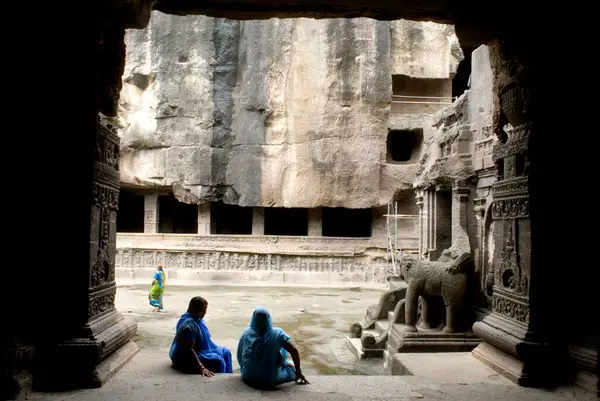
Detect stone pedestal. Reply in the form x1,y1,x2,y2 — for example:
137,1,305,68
34,118,138,391
388,323,480,355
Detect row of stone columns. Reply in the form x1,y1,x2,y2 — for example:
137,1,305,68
140,195,325,236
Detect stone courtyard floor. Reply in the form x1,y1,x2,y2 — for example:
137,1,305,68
29,282,597,400
31,349,595,401
114,282,386,375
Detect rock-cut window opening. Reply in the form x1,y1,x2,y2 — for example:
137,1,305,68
386,129,423,164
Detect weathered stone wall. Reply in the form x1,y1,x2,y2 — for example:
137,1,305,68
118,13,462,208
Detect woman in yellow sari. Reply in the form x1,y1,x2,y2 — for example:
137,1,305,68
149,265,166,312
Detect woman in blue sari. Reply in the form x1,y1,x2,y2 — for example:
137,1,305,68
169,296,233,376
237,306,309,389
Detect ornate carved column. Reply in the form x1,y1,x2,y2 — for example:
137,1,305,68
471,53,557,387
35,118,139,390
33,23,138,391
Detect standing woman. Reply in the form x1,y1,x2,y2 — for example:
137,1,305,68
149,265,166,312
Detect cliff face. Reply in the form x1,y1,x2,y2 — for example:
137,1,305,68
118,13,461,207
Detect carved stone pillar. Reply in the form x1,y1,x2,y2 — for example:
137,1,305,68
307,207,322,237
452,180,471,251
473,196,489,303
415,187,425,258
472,55,556,387
144,195,158,233
430,184,452,260
34,119,139,390
420,185,435,260
197,202,211,234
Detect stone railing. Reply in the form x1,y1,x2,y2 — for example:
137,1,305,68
115,233,419,287
118,233,381,254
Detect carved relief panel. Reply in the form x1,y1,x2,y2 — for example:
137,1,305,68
89,117,121,319
489,64,532,325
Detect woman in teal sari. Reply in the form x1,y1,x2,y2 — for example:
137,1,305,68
149,265,166,312
237,306,309,389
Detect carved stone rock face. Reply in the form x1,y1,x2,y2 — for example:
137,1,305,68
117,14,462,208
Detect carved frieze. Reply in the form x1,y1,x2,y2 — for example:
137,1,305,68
92,184,119,211
88,287,116,319
492,295,529,324
491,196,529,220
115,249,371,275
492,177,528,198
93,162,120,190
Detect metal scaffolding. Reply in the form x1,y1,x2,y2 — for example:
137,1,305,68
385,200,419,276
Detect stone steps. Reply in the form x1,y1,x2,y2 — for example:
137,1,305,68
346,315,397,361
375,319,389,335
345,329,384,360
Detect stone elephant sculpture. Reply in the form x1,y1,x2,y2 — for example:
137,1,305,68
399,252,472,334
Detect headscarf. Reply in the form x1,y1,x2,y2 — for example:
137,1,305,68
250,306,273,335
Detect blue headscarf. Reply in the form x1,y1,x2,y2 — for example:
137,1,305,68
250,306,273,334
237,306,292,383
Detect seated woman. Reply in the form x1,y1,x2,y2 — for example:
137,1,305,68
169,296,233,376
237,306,309,389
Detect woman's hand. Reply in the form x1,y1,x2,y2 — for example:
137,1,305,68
295,370,309,385
200,366,215,377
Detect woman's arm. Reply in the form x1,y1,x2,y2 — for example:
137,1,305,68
282,341,307,383
177,337,215,377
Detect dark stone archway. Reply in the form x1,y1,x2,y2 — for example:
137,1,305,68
5,0,597,399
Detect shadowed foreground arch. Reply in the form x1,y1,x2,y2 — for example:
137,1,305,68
4,0,597,399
